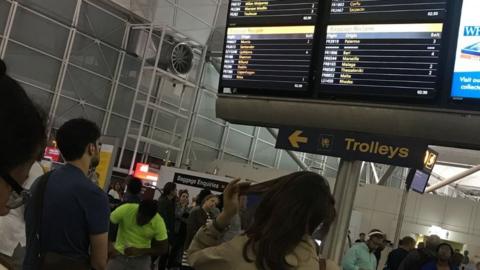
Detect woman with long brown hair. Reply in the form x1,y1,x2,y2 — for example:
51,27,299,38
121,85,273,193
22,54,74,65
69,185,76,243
186,171,338,270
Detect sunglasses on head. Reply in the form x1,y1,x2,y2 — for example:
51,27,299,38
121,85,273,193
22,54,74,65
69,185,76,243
0,171,31,209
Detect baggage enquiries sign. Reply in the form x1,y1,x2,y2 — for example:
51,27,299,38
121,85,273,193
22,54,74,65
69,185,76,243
173,173,228,192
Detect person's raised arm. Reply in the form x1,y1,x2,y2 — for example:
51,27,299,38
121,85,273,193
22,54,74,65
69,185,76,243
90,232,108,270
187,179,250,268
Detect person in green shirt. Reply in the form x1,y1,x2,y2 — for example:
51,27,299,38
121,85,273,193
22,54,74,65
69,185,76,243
107,200,168,270
342,229,386,270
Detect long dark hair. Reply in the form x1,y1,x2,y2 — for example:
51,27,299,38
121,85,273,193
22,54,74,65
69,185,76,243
242,172,336,270
161,182,176,198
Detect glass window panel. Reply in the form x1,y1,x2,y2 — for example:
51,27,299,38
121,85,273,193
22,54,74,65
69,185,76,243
155,112,188,135
132,94,153,122
125,136,145,152
53,98,105,129
70,34,119,78
112,85,134,117
106,115,127,140
11,6,69,58
0,1,11,35
138,68,155,93
193,117,224,148
223,153,248,164
63,65,112,108
254,141,276,167
120,53,142,88
201,62,219,91
225,129,252,158
180,86,195,112
149,144,178,161
170,135,183,148
279,152,299,172
259,128,276,144
230,124,254,136
324,167,338,180
159,79,183,107
150,128,174,146
19,82,53,113
4,42,61,91
189,142,219,170
17,0,76,25
325,157,340,169
77,2,125,47
198,90,216,119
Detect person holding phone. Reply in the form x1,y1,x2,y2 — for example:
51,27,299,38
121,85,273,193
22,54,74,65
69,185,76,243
186,172,338,270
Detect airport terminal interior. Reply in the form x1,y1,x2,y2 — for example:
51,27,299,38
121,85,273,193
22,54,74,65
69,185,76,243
1,0,480,270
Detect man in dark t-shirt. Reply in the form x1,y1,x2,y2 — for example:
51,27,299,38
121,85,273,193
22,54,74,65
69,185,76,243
41,164,109,258
387,236,416,270
25,119,110,270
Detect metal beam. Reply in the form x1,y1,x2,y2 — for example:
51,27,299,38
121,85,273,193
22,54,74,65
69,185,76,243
378,166,396,186
425,165,480,193
370,163,380,184
266,128,309,171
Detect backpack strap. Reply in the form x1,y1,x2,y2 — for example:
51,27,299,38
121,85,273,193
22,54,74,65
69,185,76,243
33,172,53,255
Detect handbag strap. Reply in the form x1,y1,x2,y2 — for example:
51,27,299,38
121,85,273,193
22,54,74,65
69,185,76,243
319,258,327,270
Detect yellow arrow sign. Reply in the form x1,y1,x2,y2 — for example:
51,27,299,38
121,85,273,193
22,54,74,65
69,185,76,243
288,130,308,148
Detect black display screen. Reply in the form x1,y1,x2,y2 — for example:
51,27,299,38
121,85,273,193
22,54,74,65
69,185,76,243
220,0,456,100
317,0,449,98
228,0,319,26
222,26,314,91
329,0,447,24
319,23,444,98
410,170,431,194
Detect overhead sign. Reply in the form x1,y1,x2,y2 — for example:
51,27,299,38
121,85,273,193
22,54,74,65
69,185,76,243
173,172,228,193
276,128,429,168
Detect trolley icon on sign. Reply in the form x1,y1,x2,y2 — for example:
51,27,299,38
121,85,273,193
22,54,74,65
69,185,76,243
318,135,334,152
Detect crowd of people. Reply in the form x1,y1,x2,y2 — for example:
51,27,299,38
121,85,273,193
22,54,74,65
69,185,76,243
1,57,480,270
344,232,480,270
0,58,339,269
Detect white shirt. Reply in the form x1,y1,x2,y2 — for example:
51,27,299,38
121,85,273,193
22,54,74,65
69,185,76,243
0,162,43,256
108,189,120,200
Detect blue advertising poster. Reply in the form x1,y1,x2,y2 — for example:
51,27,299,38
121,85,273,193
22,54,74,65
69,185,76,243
451,0,480,99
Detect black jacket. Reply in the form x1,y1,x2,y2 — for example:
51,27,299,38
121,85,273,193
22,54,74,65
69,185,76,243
158,196,176,236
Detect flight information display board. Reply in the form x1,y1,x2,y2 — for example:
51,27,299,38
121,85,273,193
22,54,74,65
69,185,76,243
228,0,319,26
320,24,443,98
220,0,474,104
318,0,448,98
222,26,314,90
329,0,447,24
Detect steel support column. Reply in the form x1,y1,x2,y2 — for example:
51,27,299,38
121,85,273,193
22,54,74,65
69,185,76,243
323,160,362,264
393,188,409,246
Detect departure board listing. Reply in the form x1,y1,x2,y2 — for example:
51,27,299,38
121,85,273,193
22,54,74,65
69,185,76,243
222,26,314,91
229,0,318,26
329,0,447,24
320,24,443,97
